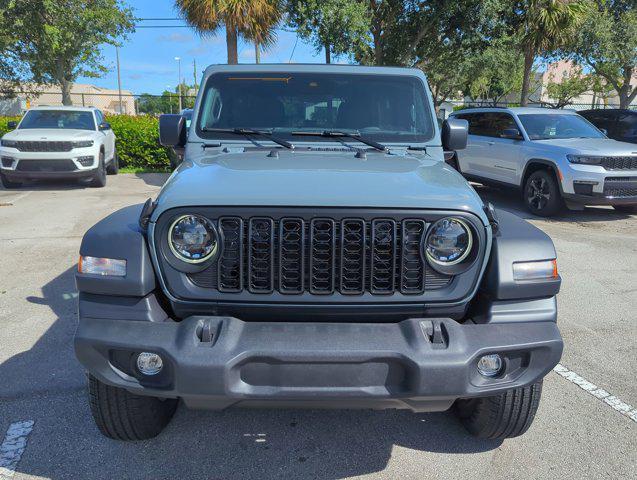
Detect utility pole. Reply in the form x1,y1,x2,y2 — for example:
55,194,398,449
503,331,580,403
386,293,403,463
193,59,198,94
116,45,123,114
175,56,182,112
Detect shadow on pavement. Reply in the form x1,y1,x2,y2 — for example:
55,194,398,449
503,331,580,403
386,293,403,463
0,178,91,192
3,265,502,480
134,172,170,187
472,183,632,223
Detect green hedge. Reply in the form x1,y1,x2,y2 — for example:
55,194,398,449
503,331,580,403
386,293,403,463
0,115,173,171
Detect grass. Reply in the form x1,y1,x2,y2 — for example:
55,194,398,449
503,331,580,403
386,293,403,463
119,166,171,174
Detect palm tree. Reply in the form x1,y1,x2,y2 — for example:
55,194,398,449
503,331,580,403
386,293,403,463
517,0,588,106
175,0,282,64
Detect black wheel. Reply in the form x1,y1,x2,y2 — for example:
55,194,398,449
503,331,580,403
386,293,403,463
88,374,178,441
90,153,107,188
0,171,22,189
613,204,637,214
106,149,119,175
455,381,543,440
523,170,563,216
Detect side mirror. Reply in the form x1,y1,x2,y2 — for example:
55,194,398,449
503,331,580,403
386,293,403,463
7,121,17,129
500,128,523,140
98,122,111,131
159,114,187,147
442,118,468,151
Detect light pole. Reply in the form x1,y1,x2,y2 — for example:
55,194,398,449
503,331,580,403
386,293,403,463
116,45,123,114
175,56,182,112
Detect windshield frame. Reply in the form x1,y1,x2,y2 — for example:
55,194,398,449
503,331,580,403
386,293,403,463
193,70,437,146
18,109,97,131
517,112,605,141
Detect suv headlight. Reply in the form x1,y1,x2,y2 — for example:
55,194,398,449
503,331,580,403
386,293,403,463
425,218,473,272
1,139,18,148
567,155,603,165
72,140,94,148
168,214,219,263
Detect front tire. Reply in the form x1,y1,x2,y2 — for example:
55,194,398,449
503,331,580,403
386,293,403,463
613,204,637,214
88,374,178,441
523,170,562,216
455,381,543,439
0,171,22,189
90,153,107,188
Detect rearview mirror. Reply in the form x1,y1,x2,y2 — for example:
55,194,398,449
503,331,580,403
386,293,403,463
442,118,468,151
500,128,523,140
159,114,187,147
7,121,17,129
98,122,111,131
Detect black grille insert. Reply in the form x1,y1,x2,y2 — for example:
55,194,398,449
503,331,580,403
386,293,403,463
16,159,77,172
248,218,275,293
601,156,637,171
218,217,243,292
310,219,336,294
15,141,74,152
279,218,305,294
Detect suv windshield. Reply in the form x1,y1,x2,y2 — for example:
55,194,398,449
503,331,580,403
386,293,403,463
518,113,604,140
196,72,435,143
19,110,96,131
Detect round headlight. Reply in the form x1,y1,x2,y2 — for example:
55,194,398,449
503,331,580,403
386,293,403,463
168,215,218,263
425,217,473,266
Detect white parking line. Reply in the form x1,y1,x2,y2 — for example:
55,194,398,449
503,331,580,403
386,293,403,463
0,420,34,479
554,364,637,423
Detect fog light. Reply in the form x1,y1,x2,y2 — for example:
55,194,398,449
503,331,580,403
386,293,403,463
136,352,163,376
76,155,94,167
477,354,503,377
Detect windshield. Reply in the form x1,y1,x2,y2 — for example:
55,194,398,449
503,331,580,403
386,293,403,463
518,113,605,140
19,110,96,131
196,72,435,143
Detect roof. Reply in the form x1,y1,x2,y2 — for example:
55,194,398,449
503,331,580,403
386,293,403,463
202,63,423,78
452,107,579,116
27,105,98,112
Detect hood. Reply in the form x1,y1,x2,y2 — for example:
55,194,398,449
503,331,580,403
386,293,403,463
154,149,488,224
2,128,97,141
533,137,637,156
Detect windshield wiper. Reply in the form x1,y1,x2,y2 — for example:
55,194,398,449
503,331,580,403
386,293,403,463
201,127,294,149
290,130,388,152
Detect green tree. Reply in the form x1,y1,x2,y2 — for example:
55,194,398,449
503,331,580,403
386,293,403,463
570,1,637,108
543,66,593,108
286,0,369,63
509,0,588,106
175,0,282,65
1,0,134,105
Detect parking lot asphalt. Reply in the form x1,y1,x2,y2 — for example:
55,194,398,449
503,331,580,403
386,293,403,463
0,174,635,480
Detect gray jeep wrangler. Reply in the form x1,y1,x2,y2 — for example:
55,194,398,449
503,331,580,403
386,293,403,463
74,64,563,441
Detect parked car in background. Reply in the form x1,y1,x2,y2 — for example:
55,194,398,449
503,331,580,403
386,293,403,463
76,64,563,442
0,106,118,188
579,109,637,145
449,107,637,216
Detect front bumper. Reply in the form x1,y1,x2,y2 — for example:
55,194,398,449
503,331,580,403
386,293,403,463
0,148,99,180
75,307,563,412
1,167,97,180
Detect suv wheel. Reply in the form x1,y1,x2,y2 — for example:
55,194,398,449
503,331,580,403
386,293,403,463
90,153,107,188
0,171,22,189
88,374,178,441
523,170,562,216
455,381,542,439
106,149,119,175
613,205,637,214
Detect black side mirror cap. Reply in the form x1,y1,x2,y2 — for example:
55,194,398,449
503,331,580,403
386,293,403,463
442,118,468,151
98,122,111,131
500,128,523,140
159,114,187,147
7,121,17,129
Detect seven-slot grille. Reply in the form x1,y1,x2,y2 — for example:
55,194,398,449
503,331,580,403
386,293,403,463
189,216,451,295
14,141,75,152
601,156,637,171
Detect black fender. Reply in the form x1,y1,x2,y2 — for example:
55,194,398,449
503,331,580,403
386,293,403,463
76,204,157,296
481,210,561,300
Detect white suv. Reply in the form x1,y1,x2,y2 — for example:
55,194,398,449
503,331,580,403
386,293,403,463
449,107,637,216
0,106,118,188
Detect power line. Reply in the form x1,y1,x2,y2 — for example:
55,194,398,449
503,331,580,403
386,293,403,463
135,25,190,28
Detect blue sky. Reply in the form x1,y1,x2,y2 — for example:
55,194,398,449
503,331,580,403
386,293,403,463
77,0,335,95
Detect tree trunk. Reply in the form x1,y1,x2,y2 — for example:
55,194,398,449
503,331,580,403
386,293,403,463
226,27,238,64
255,42,260,64
325,44,331,64
61,79,72,106
520,46,534,107
373,28,383,65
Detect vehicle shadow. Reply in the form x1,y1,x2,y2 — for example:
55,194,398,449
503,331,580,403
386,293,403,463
3,265,502,480
471,183,632,223
0,178,91,192
134,172,170,187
